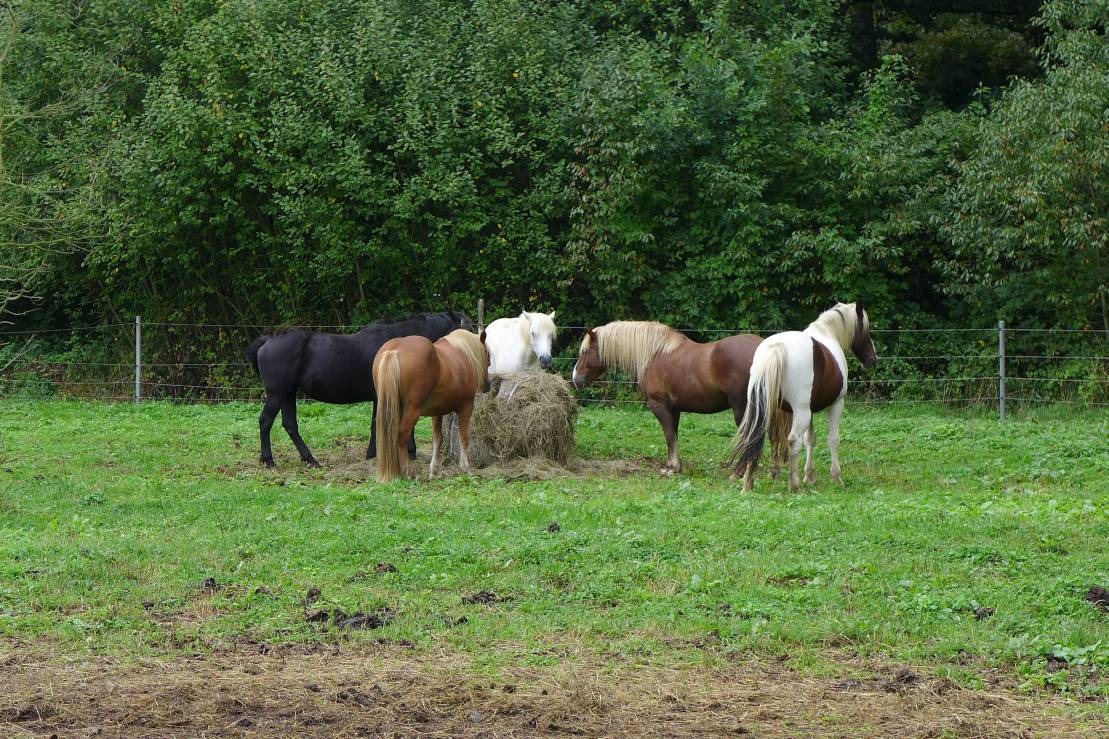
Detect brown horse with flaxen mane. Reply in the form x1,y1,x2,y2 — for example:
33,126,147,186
373,329,490,482
571,321,788,477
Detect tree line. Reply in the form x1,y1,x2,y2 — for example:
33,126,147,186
1,1,1105,375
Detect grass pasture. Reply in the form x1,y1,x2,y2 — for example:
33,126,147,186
0,399,1106,736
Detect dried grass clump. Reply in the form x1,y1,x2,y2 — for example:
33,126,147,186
449,372,579,468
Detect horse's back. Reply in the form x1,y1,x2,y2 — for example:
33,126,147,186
484,316,530,374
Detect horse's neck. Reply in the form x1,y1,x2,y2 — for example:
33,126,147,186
804,328,849,376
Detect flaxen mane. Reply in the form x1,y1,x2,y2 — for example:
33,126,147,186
807,303,866,349
589,321,685,381
443,329,486,382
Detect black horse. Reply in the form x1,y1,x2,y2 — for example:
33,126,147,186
246,311,473,467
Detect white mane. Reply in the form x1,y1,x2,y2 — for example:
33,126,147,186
806,303,867,350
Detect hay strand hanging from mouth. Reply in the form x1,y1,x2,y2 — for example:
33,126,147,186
448,372,579,468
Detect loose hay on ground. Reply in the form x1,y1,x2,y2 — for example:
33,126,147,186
449,372,579,469
1,644,1103,738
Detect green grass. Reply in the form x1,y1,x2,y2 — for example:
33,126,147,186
0,399,1106,696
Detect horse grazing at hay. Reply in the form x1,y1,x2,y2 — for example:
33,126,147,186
374,329,490,482
571,321,788,476
728,302,877,492
246,311,473,468
483,311,558,375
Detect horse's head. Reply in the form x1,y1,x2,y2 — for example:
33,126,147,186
571,328,606,388
522,311,557,369
450,311,478,333
849,301,878,369
479,329,491,392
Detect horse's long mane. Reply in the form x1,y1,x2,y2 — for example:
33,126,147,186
590,321,685,381
442,329,486,383
806,303,868,349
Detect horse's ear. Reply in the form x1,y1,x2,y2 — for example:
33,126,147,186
519,311,529,321
548,310,556,321
479,329,487,344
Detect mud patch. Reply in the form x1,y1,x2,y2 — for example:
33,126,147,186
0,645,1102,738
1087,586,1109,612
463,590,510,605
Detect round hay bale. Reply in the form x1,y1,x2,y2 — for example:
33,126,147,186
446,372,579,468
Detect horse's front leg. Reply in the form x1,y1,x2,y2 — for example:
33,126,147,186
648,400,681,475
429,415,443,478
827,398,845,484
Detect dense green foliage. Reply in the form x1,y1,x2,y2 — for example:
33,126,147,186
1,2,1105,358
1,400,1106,698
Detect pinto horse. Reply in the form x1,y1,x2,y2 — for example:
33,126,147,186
373,329,490,482
246,311,472,468
571,321,788,476
729,302,877,492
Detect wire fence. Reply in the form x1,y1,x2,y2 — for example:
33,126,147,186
1,318,1106,416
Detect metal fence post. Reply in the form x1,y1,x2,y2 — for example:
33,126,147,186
998,319,1005,422
134,315,142,403
477,298,485,333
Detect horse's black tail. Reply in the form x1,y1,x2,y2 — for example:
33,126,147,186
245,336,266,376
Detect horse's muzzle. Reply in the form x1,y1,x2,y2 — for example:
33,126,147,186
540,354,552,369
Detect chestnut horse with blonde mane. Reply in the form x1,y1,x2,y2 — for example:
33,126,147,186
373,329,490,482
571,321,788,476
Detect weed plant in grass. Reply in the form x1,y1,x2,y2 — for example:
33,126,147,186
0,400,1105,700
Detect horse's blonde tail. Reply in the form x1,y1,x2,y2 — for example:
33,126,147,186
374,350,403,483
727,342,786,481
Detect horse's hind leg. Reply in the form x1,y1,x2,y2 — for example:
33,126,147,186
259,394,282,468
456,401,475,474
804,419,816,485
429,415,443,478
397,406,422,478
281,398,320,468
787,407,812,492
367,400,415,460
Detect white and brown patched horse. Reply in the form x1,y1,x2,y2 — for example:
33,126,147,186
572,321,789,476
728,302,877,491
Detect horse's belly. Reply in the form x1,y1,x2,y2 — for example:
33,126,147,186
301,374,373,403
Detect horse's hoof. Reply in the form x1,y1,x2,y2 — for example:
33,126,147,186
805,473,816,485
306,460,321,469
659,467,674,477
262,459,276,469
407,453,417,461
366,450,376,460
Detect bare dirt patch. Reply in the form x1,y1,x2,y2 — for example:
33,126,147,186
1,644,1103,738
224,438,651,485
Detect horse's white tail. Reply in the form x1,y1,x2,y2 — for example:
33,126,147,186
728,342,786,481
374,350,403,483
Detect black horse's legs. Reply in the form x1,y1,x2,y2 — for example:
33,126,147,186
367,400,379,459
366,400,415,460
281,398,320,468
259,395,282,468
